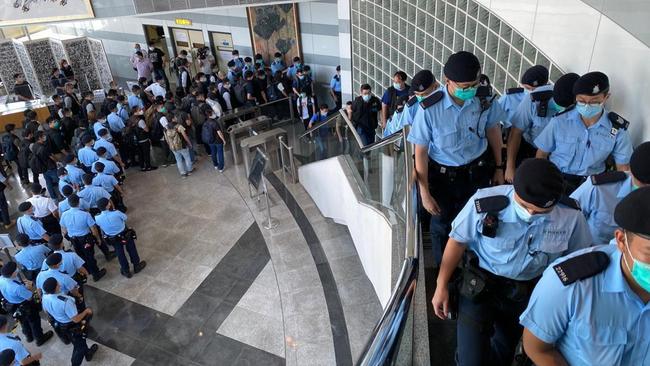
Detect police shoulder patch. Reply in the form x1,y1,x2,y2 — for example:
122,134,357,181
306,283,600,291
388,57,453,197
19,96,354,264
607,112,630,131
530,90,553,101
474,195,509,214
406,97,418,107
6,335,20,341
558,196,581,211
57,295,68,302
506,87,524,95
420,91,444,109
553,251,610,286
591,171,627,186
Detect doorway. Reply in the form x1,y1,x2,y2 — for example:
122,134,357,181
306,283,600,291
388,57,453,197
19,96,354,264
169,27,205,75
209,31,234,73
142,24,167,56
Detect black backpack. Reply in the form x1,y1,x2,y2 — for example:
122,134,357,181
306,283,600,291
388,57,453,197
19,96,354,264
150,113,165,142
29,144,47,174
201,119,217,145
1,134,16,161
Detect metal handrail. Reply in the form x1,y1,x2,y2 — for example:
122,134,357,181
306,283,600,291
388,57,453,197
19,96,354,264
359,131,404,154
298,113,339,138
357,125,421,365
339,108,366,148
278,135,297,184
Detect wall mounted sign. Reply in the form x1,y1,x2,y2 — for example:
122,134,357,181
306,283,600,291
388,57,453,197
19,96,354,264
175,18,192,26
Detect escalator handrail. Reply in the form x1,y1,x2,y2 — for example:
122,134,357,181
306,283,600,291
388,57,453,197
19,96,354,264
359,131,404,154
298,113,340,138
338,108,366,149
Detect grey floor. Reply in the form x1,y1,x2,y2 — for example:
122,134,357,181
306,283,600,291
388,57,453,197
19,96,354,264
0,145,381,365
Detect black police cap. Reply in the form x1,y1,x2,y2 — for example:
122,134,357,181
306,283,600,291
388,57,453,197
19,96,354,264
573,71,609,96
521,65,549,87
97,198,110,211
49,233,64,247
553,73,580,108
64,154,76,164
0,348,15,366
614,187,650,237
17,201,32,212
61,185,73,197
43,277,58,294
514,159,564,208
443,51,480,82
410,70,435,92
0,262,16,277
45,252,63,266
631,142,650,184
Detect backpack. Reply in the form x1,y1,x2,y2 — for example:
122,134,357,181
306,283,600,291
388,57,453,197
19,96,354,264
266,84,278,102
29,144,46,174
18,139,31,166
1,134,17,161
201,119,217,145
234,83,247,105
150,114,165,142
164,127,184,151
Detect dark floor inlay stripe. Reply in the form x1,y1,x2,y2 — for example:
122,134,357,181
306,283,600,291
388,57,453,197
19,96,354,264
267,173,353,366
83,222,284,365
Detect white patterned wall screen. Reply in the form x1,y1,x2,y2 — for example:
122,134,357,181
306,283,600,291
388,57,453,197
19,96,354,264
350,0,563,97
62,37,112,93
0,39,43,96
24,38,68,97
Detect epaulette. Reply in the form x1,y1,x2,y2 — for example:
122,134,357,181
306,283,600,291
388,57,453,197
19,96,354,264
474,195,509,214
395,105,404,114
530,90,553,102
57,295,68,302
406,97,418,107
554,104,575,117
420,91,444,109
591,171,627,186
607,112,630,136
6,335,20,341
553,251,610,286
506,87,524,95
558,196,581,211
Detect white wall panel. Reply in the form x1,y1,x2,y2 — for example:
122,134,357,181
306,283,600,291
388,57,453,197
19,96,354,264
490,0,538,38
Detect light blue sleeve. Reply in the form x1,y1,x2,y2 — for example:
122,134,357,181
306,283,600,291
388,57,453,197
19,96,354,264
449,195,480,246
519,265,573,343
102,189,112,199
486,99,508,129
63,276,78,293
567,213,593,252
71,253,85,268
406,108,432,146
117,211,128,221
612,130,633,165
511,98,532,131
533,117,557,153
329,77,336,90
109,175,118,187
13,340,30,363
33,222,46,237
64,298,79,319
85,213,96,228
570,180,595,218
16,285,32,301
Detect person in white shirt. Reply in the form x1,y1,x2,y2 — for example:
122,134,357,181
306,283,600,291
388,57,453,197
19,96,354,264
129,43,147,66
145,75,166,99
26,183,60,235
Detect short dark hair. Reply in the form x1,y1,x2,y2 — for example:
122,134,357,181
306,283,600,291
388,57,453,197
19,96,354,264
131,84,141,92
117,95,126,103
61,185,73,197
320,104,329,110
107,89,117,97
394,71,407,81
15,233,29,247
83,174,94,185
274,52,282,58
293,56,301,62
135,51,143,57
244,71,254,79
109,101,118,111
52,94,61,100
360,83,372,91
98,128,109,137
95,161,105,173
4,124,15,133
68,194,80,208
232,49,239,55
97,198,110,211
35,130,46,141
96,146,107,156
13,73,22,79
244,56,252,63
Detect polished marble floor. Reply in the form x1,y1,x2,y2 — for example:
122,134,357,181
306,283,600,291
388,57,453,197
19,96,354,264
0,149,381,365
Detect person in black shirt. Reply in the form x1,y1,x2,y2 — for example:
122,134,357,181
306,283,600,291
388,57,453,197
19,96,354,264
50,68,67,96
32,131,60,200
60,59,74,81
46,117,67,153
147,44,170,92
244,71,265,106
60,108,76,147
12,73,34,101
351,83,381,146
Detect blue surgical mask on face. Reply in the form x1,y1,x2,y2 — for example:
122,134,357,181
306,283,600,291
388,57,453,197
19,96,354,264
393,82,402,90
275,58,281,62
576,102,603,118
622,232,650,293
298,75,304,80
362,94,370,102
549,100,565,114
453,85,478,101
514,201,534,223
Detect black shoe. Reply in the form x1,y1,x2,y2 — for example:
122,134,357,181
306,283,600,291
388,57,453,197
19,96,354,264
93,268,107,282
150,166,158,171
133,261,147,273
36,331,53,346
140,168,147,172
105,252,116,261
121,270,132,278
25,337,33,343
85,344,99,361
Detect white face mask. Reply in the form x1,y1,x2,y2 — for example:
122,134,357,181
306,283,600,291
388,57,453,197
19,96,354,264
514,201,534,223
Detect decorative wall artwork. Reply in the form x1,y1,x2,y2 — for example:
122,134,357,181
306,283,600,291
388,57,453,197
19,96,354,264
24,38,68,96
62,37,112,93
247,4,301,65
0,39,42,96
0,0,94,27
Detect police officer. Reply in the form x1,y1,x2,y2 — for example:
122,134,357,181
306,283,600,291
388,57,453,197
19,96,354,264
402,71,441,128
59,185,90,216
41,277,97,366
570,141,650,245
16,202,49,245
520,187,650,365
383,95,410,137
95,198,146,278
14,233,50,281
431,159,592,366
0,349,16,366
329,65,342,112
92,147,121,176
42,234,90,287
270,52,286,77
535,71,633,194
63,155,85,189
230,50,245,73
59,194,110,282
92,162,125,211
380,71,410,128
26,183,60,235
77,135,98,173
77,174,112,216
505,70,579,182
0,262,54,346
0,316,43,366
408,52,508,263
94,128,125,170
36,254,82,297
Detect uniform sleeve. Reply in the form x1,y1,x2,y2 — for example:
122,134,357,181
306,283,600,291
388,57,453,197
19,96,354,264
511,98,532,131
34,222,46,237
329,77,336,89
64,276,78,293
102,189,112,199
72,253,85,268
406,107,432,146
449,195,480,246
566,213,593,252
486,99,508,128
569,180,595,218
519,266,573,343
85,213,96,228
64,298,79,319
110,175,118,186
16,285,33,301
13,341,30,363
310,114,318,123
612,130,633,165
533,117,557,153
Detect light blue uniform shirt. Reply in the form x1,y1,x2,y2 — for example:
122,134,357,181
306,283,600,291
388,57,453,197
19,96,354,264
510,85,554,145
65,164,85,186
15,244,50,270
95,210,127,236
16,216,46,241
0,333,29,366
92,173,117,193
94,138,118,158
41,250,85,276
77,186,111,208
450,185,592,280
270,60,285,76
36,269,77,294
117,105,129,122
227,70,238,85
107,112,125,133
91,157,119,175
59,197,89,216
570,173,633,245
407,87,507,166
127,95,144,110
383,107,408,137
520,245,650,366
93,121,110,139
287,64,300,79
42,293,77,324
59,208,95,237
232,57,245,71
330,75,341,92
497,90,526,128
58,174,72,193
78,146,98,168
0,277,33,304
534,108,633,176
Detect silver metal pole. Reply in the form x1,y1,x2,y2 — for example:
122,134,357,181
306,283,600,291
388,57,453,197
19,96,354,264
261,178,277,230
288,145,296,184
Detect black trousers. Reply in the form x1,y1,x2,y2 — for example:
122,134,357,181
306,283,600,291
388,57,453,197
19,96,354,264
19,301,45,342
69,234,106,276
106,234,141,273
515,139,538,168
69,329,90,366
0,188,9,226
138,140,152,169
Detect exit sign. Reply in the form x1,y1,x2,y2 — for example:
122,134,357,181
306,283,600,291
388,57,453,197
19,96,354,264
175,18,192,26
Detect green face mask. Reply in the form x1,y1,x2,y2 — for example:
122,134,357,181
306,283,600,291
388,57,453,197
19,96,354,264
416,95,425,103
453,85,477,101
53,121,61,129
160,107,167,113
622,232,650,293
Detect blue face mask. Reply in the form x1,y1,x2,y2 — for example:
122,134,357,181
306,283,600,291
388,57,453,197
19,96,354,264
514,201,534,223
298,75,304,80
274,58,281,62
393,82,402,90
362,94,370,102
453,86,478,101
622,232,650,293
416,95,425,103
576,102,603,118
549,100,565,114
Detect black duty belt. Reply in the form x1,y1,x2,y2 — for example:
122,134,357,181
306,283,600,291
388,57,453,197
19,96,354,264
429,151,492,177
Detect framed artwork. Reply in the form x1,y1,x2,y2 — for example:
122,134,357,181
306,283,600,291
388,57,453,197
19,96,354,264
246,4,302,66
0,0,95,27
